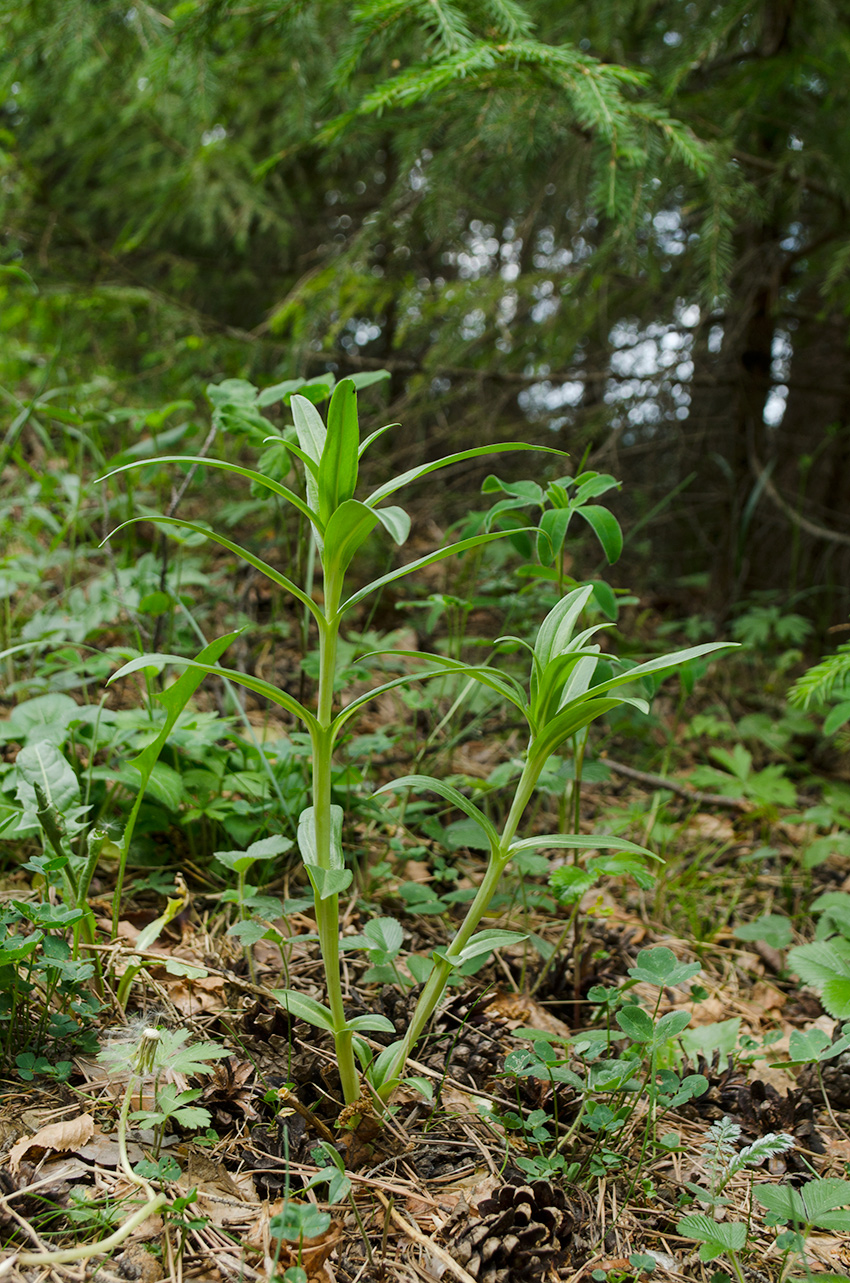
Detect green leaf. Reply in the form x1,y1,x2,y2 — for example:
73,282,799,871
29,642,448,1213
323,499,380,576
363,917,404,955
298,805,344,869
510,833,659,860
145,761,184,811
628,948,701,988
272,990,335,1032
15,742,80,815
576,504,623,563
270,1202,331,1243
373,775,499,852
677,1214,747,1260
100,456,320,527
304,864,353,900
734,914,792,949
402,1076,434,1102
105,515,325,623
366,442,564,507
537,507,572,565
373,504,411,545
534,585,595,670
345,1013,397,1034
342,529,537,615
615,1006,655,1043
447,929,527,965
824,701,850,736
110,648,318,735
319,378,359,523
653,1010,691,1043
753,1184,808,1224
788,939,850,1018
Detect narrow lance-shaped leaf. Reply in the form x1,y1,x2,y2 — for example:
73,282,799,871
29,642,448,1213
104,516,325,623
373,775,500,852
319,378,359,522
342,528,538,613
366,443,565,506
109,651,319,735
97,455,319,527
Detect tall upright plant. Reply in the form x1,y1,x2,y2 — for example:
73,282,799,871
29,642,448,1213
102,377,726,1108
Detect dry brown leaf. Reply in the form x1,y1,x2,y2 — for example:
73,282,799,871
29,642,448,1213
484,990,571,1038
687,813,736,841
9,1114,95,1170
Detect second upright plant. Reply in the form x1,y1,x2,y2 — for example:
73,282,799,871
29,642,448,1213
102,376,727,1111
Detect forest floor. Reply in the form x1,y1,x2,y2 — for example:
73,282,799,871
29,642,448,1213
1,689,848,1283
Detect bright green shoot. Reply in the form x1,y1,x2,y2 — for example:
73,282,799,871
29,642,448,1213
101,376,728,1111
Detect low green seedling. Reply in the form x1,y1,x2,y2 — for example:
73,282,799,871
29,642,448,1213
102,377,729,1109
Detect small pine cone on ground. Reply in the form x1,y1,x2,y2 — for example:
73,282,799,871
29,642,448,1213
446,1180,577,1282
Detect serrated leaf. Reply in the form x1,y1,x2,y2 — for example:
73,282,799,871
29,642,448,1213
628,947,701,988
788,940,850,1018
363,917,403,954
677,1214,747,1257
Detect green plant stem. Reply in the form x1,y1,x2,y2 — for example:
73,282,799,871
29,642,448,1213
313,587,360,1105
377,756,542,1099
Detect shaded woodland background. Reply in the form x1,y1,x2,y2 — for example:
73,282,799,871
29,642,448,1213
2,0,849,620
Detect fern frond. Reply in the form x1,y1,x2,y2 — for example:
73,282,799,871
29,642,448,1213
789,642,850,709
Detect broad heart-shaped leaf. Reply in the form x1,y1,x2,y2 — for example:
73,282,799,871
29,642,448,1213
304,864,353,901
298,805,344,870
628,947,701,988
373,504,411,545
323,500,380,577
445,929,527,966
373,775,500,853
272,989,335,1032
15,742,80,815
318,378,359,524
788,939,850,1018
575,504,623,564
677,1215,747,1260
109,648,318,736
